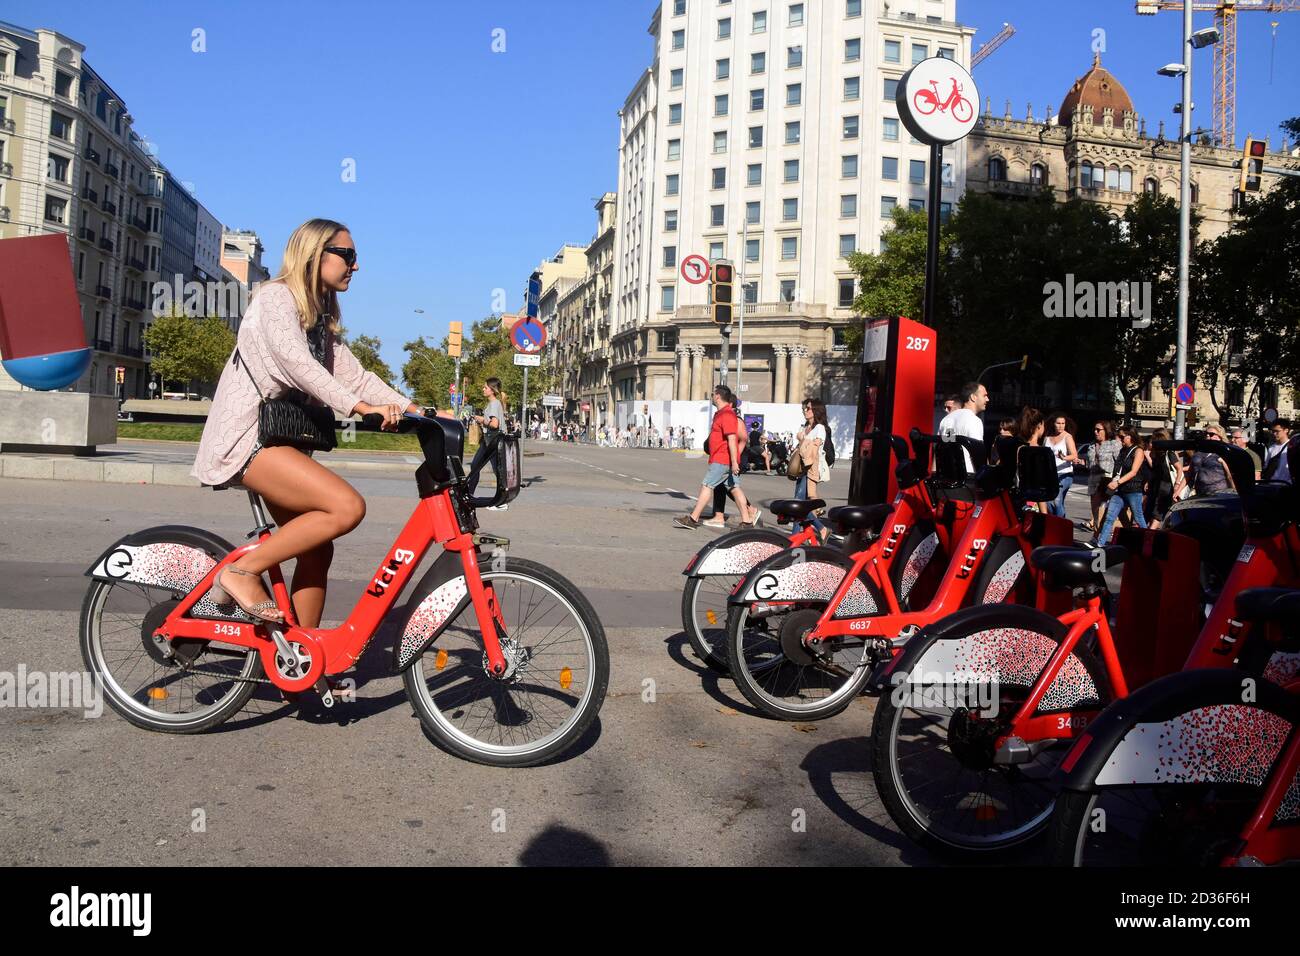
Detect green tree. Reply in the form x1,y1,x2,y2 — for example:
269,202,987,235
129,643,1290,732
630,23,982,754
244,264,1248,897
345,333,395,386
143,309,234,395
401,335,455,409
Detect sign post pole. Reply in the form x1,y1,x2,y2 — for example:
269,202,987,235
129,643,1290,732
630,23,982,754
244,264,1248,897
923,140,942,328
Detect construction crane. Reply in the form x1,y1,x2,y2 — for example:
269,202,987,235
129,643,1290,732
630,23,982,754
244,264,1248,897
971,22,1015,68
1136,0,1300,148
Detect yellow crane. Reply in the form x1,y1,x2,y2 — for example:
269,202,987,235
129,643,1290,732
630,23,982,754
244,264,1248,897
1137,0,1300,148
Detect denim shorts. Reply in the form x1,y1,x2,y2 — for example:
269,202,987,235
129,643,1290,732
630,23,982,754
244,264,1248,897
703,462,737,489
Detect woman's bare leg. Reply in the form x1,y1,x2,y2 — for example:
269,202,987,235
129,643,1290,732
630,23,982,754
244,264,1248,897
223,447,365,616
264,502,332,629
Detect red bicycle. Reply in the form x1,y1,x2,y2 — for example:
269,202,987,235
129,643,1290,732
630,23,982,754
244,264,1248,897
912,77,974,123
873,440,1299,855
724,439,1074,721
680,432,960,673
80,413,609,767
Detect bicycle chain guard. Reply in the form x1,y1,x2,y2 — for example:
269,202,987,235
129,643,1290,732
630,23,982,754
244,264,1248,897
258,627,325,693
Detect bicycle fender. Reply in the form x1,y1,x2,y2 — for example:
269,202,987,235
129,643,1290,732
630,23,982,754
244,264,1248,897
392,549,471,672
729,546,878,619
1054,669,1299,796
683,527,791,577
84,526,240,619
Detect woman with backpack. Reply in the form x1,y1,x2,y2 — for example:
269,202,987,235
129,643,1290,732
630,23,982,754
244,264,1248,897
1092,424,1150,546
792,398,834,542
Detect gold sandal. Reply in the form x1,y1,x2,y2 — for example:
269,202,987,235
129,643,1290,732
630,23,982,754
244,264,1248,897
209,566,284,623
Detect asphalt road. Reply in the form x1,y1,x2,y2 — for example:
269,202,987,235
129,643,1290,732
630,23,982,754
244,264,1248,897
0,442,938,866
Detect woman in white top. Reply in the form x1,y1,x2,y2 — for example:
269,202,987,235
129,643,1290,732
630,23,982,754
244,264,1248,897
1043,412,1082,519
795,398,832,541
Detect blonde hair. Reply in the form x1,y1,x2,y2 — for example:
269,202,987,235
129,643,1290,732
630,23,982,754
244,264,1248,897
267,218,348,333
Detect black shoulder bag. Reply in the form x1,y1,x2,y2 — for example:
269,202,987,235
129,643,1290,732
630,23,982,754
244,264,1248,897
233,318,337,452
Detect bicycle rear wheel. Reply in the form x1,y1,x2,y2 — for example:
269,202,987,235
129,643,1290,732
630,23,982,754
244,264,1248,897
402,557,609,767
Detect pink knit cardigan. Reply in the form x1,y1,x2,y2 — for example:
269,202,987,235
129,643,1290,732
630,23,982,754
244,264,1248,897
191,282,408,486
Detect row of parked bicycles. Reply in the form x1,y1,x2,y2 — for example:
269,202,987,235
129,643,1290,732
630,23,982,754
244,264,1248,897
680,428,1300,865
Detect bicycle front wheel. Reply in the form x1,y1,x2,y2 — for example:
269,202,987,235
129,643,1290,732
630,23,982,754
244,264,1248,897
402,557,609,767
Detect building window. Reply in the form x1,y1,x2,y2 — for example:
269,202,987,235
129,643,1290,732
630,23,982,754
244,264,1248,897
841,194,858,217
55,71,73,98
666,174,680,196
842,154,859,177
882,117,899,141
663,246,677,268
747,162,762,185
673,0,686,15
1030,163,1047,186
752,51,766,74
748,126,764,148
750,88,765,110
786,83,802,106
843,115,859,139
665,209,678,231
780,236,797,260
661,285,675,311
884,78,899,100
717,58,730,79
712,167,726,189
1144,177,1159,195
988,157,1006,182
745,238,760,262
785,121,800,144
667,139,681,161
669,103,682,125
940,201,953,222
753,10,767,32
670,68,684,89
782,197,798,221
714,130,728,152
658,329,679,355
47,153,70,182
718,17,731,39
844,76,860,100
838,278,855,306
1079,161,1104,189
780,279,796,302
882,156,898,180
1120,167,1133,192
745,200,760,223
788,46,803,68
939,46,954,59
709,240,724,259
789,3,804,27
909,158,925,183
1190,181,1199,204
884,39,901,63
880,195,897,218
912,43,928,65
45,195,67,223
672,29,685,50
908,197,925,211
845,38,861,62
743,282,758,305
715,93,729,116
839,234,855,257
846,0,862,16
710,204,725,226
1106,165,1119,190
50,112,73,141
784,159,800,182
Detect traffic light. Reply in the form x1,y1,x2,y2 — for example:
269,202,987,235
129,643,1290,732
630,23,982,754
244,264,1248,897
1240,137,1265,193
711,259,733,326
115,366,125,385
448,321,463,358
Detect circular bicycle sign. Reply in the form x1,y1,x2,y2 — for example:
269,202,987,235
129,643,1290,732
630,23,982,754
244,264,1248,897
895,57,979,146
681,254,710,285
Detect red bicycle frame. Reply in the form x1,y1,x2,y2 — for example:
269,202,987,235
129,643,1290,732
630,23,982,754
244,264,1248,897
154,487,507,694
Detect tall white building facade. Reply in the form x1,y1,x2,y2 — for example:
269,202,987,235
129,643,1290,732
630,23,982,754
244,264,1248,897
610,0,973,405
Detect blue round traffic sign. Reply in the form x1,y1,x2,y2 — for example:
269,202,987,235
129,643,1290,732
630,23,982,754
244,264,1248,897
1175,382,1194,405
511,318,546,354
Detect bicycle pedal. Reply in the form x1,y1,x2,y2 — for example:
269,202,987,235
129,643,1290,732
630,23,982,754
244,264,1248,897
314,677,335,709
474,532,510,550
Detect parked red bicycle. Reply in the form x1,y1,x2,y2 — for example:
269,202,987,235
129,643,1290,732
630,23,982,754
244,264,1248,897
80,413,609,767
872,439,1298,855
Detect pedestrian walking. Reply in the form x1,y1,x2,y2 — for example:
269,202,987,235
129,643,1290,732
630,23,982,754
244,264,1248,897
675,386,759,530
1044,412,1082,518
938,382,988,473
793,398,833,542
1094,424,1149,545
1263,420,1294,483
1173,424,1237,499
1145,427,1183,530
1083,420,1121,536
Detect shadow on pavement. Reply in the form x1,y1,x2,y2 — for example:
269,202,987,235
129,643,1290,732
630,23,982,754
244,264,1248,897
662,631,769,718
518,823,611,866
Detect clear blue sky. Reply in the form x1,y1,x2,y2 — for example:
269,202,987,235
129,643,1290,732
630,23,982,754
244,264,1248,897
10,1,1297,376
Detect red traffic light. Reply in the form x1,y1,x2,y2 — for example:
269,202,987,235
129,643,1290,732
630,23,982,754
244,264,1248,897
1248,140,1266,157
714,263,733,283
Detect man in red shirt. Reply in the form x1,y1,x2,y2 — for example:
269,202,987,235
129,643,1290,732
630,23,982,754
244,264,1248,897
674,385,759,529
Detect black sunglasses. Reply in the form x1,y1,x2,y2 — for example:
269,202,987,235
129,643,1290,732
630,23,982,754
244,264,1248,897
324,246,356,267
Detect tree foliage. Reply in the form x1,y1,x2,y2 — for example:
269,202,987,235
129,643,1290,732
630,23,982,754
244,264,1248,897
142,309,235,393
345,334,395,386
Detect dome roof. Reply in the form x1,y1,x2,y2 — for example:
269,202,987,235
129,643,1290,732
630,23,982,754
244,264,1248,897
1058,54,1135,124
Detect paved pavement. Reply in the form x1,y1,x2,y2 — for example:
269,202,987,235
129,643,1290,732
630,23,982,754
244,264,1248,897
0,441,1094,866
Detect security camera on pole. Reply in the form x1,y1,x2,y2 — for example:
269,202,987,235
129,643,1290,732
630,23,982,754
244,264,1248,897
894,56,979,330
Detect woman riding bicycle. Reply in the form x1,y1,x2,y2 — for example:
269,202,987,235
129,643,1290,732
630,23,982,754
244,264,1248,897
191,218,419,625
